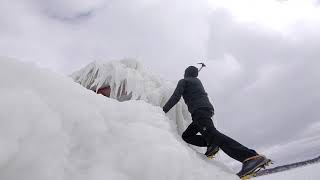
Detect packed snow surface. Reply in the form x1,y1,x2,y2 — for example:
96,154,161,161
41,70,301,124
0,57,236,180
256,163,320,180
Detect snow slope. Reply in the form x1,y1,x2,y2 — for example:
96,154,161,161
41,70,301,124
0,57,237,180
256,163,320,180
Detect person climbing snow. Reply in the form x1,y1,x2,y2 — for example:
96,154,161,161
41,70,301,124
162,65,271,178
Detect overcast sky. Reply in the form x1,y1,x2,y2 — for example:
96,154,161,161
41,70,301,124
0,0,319,149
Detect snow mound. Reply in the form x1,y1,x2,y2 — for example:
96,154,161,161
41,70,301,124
0,57,236,180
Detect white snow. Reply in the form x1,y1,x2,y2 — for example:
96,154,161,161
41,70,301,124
0,57,237,180
256,163,320,180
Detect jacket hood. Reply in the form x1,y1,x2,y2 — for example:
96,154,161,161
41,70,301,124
184,66,198,78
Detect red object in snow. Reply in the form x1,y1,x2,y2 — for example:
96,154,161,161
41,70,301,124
97,86,111,97
96,82,128,98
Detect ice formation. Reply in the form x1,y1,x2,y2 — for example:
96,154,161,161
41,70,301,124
71,59,193,134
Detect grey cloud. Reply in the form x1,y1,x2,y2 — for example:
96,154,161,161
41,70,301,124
205,10,320,147
30,0,105,21
45,9,95,23
207,11,299,67
58,0,210,78
0,0,208,79
0,0,210,78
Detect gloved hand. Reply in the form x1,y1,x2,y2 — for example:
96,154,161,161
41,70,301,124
163,106,169,113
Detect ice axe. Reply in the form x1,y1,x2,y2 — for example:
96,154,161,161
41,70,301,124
197,63,206,72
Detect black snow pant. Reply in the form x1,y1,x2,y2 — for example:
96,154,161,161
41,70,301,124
182,108,258,162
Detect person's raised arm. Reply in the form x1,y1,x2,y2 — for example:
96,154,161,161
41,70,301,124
163,79,185,113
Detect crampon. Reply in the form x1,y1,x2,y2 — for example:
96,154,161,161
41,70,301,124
240,159,273,180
